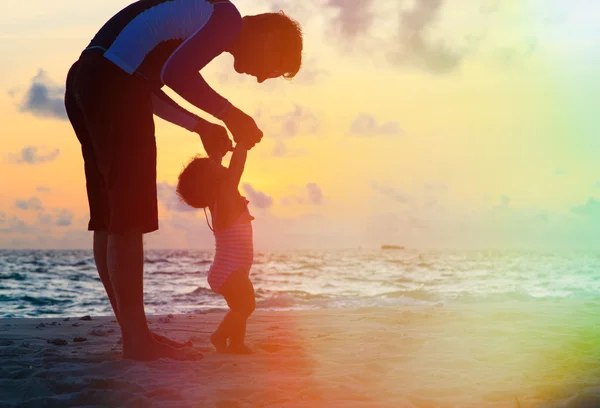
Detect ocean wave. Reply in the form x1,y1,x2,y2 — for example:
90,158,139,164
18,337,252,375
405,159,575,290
0,273,26,281
3,249,600,317
144,257,173,264
20,296,72,307
379,289,436,301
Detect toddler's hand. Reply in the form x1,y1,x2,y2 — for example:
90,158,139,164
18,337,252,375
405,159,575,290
222,106,263,149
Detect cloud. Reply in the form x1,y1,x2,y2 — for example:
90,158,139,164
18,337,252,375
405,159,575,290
36,186,51,192
154,212,214,248
350,113,402,137
15,197,43,211
242,184,274,209
268,0,320,24
321,0,467,74
267,0,536,75
157,182,196,213
424,182,448,194
271,140,307,158
35,209,74,227
421,182,448,209
571,197,600,220
0,216,29,234
326,0,375,42
306,183,324,205
281,183,324,206
553,168,567,176
272,105,320,138
292,66,329,85
38,212,53,225
55,209,74,227
17,70,67,120
281,196,305,206
12,146,60,165
272,140,288,157
369,181,411,203
387,0,464,74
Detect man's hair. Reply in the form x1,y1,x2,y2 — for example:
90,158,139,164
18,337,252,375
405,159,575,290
250,11,303,79
176,156,218,209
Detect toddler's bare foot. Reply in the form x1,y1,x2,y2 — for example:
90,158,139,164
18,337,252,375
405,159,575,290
227,344,254,355
210,333,228,353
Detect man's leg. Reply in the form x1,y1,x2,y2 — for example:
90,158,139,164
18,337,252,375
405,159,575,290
94,230,189,348
106,232,201,361
93,231,120,319
105,230,153,359
65,61,118,325
69,55,199,361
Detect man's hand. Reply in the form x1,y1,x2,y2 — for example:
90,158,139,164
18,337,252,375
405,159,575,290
194,120,233,159
222,105,263,150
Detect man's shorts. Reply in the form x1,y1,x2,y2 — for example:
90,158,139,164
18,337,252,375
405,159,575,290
64,51,158,234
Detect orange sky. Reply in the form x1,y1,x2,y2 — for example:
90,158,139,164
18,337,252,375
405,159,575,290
1,0,600,249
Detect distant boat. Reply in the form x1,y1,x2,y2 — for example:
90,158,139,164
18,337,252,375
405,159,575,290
381,245,404,250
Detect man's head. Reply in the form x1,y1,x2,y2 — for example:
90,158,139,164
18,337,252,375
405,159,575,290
231,11,303,83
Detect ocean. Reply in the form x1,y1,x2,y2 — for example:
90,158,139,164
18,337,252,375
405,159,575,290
1,248,599,319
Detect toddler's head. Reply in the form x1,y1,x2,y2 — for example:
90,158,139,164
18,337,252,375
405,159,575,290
176,155,226,209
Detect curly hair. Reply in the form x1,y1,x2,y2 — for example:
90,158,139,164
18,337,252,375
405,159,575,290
249,11,303,79
176,156,220,209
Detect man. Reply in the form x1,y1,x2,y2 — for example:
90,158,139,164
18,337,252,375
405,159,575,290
64,0,302,361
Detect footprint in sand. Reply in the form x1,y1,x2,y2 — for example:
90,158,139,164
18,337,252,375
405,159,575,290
47,339,68,346
216,400,242,408
256,343,284,353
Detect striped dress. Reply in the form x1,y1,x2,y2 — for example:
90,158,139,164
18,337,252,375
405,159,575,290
207,200,254,293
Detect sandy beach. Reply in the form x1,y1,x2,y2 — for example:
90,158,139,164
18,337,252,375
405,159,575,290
1,302,600,408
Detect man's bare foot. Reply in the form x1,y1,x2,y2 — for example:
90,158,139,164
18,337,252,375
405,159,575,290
152,332,192,349
123,337,203,361
227,344,254,355
210,333,228,353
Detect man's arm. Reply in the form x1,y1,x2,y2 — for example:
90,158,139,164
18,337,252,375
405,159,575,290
152,88,200,132
153,88,233,157
160,2,242,120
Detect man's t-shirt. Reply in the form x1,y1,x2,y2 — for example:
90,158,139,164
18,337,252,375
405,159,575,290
84,0,241,128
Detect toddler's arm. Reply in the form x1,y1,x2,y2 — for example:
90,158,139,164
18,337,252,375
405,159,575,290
222,142,248,192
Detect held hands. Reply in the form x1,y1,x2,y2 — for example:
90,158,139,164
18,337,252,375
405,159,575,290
222,105,263,150
194,120,233,159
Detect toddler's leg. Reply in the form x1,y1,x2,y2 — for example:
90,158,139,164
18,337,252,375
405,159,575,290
211,270,255,354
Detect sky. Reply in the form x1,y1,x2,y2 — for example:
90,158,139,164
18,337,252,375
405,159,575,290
1,0,600,250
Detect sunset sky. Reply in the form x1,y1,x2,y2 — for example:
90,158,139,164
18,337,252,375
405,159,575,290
1,0,599,250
